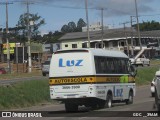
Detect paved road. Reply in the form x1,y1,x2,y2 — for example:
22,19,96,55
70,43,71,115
3,85,160,120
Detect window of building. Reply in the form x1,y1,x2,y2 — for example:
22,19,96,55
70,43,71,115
65,44,68,47
113,41,118,47
82,43,87,48
45,47,51,49
72,44,77,48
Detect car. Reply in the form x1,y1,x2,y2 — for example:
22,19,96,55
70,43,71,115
136,57,150,66
0,67,7,74
151,78,156,97
154,71,160,111
42,60,50,76
129,55,150,67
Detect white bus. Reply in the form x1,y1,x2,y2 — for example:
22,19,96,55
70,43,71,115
49,49,136,112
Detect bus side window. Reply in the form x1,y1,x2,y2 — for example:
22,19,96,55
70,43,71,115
94,56,129,74
94,57,100,73
105,58,109,73
125,60,130,73
120,59,128,74
117,59,122,73
110,58,115,73
101,58,106,73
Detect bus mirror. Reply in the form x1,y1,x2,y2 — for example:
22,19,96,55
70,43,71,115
130,65,137,77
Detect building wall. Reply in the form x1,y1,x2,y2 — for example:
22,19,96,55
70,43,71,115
42,44,51,52
61,40,83,49
42,43,60,53
82,23,108,32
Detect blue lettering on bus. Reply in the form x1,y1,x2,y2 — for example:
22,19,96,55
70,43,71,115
59,58,83,67
66,60,75,67
75,60,83,66
59,59,65,67
113,86,123,97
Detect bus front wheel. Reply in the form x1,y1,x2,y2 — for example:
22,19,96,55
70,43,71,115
126,91,133,105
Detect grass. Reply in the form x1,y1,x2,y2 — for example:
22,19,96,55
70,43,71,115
0,80,52,110
0,71,42,80
135,66,159,85
150,59,160,65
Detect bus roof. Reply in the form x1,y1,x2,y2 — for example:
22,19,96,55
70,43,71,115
55,48,128,58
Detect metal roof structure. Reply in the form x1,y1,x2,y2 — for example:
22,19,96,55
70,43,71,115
59,28,160,42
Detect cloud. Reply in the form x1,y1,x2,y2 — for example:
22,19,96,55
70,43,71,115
87,0,155,17
53,0,155,17
12,0,156,17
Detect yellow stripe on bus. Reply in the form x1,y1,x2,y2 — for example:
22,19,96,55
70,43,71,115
49,77,95,85
49,76,135,85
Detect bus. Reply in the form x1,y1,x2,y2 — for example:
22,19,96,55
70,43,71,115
49,49,137,112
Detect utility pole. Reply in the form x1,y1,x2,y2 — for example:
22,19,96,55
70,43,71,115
6,0,11,74
101,8,104,49
120,22,130,57
130,16,134,57
85,0,90,48
0,1,13,73
26,0,32,73
135,0,142,50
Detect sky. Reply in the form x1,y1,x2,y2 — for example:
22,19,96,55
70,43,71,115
0,0,160,34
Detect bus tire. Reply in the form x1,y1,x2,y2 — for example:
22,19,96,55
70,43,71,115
98,100,106,109
106,94,112,108
91,104,98,110
65,103,78,112
126,91,133,105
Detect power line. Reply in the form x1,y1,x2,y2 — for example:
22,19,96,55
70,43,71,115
12,0,108,10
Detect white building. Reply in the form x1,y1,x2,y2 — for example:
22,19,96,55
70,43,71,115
82,22,109,32
59,28,160,58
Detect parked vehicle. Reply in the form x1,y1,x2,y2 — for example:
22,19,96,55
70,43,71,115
154,71,160,111
151,78,156,97
0,67,7,74
42,60,50,76
130,55,150,66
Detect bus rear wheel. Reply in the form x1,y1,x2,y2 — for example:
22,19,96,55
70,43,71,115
65,103,78,112
98,94,112,108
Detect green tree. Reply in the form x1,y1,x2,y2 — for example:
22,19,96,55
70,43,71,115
61,18,86,33
41,31,64,43
133,20,160,31
61,24,69,33
17,13,45,42
77,18,86,32
68,21,76,32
